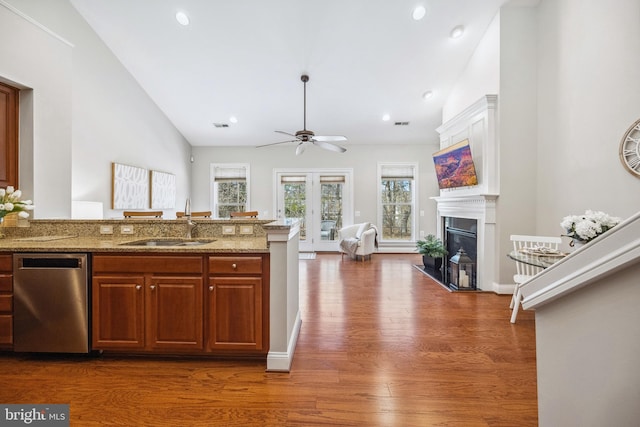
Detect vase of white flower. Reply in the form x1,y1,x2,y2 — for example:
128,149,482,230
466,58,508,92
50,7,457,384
0,186,35,230
560,210,621,247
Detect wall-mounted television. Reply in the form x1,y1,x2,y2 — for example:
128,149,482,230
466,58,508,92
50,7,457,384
432,139,479,189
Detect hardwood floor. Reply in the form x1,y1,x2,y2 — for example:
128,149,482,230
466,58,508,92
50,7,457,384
0,254,537,426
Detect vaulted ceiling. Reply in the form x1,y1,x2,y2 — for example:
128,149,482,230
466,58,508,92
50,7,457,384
70,0,511,149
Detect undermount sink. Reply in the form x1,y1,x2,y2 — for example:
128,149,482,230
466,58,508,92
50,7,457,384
120,239,215,247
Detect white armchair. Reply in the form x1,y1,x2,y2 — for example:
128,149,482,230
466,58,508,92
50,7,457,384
338,223,378,262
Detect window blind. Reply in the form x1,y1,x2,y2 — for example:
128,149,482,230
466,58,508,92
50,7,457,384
381,165,415,179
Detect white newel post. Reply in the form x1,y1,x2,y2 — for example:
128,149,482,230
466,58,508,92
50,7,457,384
265,220,301,372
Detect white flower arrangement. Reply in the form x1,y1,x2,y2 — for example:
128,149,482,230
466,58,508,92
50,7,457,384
0,186,34,220
560,210,621,245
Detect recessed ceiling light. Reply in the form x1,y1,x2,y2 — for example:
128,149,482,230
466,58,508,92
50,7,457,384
382,114,391,122
175,11,190,26
450,25,465,39
229,116,238,124
412,5,427,21
422,91,433,101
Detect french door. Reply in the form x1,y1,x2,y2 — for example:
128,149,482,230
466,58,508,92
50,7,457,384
275,169,352,252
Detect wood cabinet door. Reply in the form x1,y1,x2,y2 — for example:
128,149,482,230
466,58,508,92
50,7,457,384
0,315,12,345
92,276,145,350
147,276,203,351
0,82,18,188
207,276,263,351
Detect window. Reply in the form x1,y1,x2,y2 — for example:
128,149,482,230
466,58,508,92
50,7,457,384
211,164,249,218
378,163,417,242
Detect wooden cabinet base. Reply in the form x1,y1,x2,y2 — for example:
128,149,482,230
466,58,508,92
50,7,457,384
91,253,269,358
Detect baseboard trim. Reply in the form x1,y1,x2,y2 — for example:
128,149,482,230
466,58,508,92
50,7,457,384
266,311,302,372
494,282,516,295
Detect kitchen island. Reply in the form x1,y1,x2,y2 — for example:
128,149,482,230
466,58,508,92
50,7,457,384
0,218,300,372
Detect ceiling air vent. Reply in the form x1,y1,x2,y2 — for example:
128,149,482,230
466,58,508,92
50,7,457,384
394,121,410,126
213,123,229,128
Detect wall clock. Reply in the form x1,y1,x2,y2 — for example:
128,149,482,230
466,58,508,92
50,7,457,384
619,117,640,178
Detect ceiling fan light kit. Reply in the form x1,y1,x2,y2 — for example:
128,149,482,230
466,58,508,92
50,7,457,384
256,74,347,155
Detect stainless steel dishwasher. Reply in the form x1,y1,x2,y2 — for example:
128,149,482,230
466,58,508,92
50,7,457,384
13,253,90,353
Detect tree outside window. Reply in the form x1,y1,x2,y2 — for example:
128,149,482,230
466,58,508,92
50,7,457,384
217,180,247,218
212,164,249,218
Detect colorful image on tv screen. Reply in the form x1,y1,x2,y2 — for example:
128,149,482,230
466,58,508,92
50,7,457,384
432,139,478,189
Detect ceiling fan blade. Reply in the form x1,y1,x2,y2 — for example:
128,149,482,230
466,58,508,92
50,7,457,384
313,135,347,142
275,130,300,139
256,139,299,148
295,142,307,156
313,139,347,153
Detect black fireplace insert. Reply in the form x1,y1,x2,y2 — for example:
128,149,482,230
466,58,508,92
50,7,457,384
443,217,477,290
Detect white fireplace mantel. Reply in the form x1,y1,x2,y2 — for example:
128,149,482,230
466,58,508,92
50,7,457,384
434,195,498,291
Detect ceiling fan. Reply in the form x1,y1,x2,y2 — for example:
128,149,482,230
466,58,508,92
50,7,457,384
257,74,347,155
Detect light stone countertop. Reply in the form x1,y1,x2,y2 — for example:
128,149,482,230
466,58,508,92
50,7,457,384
0,235,268,253
0,218,292,253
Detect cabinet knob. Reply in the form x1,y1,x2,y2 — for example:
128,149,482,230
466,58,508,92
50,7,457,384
209,286,214,291
150,285,155,290
232,263,237,269
136,285,142,290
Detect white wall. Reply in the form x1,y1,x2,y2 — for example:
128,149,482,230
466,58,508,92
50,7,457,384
1,0,192,218
496,6,539,284
442,13,500,123
535,262,640,426
536,0,640,235
191,143,441,240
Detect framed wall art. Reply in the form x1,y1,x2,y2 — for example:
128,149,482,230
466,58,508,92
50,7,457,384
111,162,149,209
432,139,479,189
150,170,176,209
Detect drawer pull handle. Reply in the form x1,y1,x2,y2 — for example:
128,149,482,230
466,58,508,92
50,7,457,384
232,263,237,269
136,285,142,290
150,285,155,290
209,286,214,291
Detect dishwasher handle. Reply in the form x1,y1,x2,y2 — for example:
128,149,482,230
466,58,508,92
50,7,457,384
20,257,83,269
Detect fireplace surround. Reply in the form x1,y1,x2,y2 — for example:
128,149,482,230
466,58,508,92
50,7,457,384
435,195,497,291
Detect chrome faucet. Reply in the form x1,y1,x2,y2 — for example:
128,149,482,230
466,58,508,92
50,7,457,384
184,198,197,239
185,197,191,217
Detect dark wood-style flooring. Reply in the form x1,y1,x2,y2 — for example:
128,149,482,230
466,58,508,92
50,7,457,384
0,254,537,426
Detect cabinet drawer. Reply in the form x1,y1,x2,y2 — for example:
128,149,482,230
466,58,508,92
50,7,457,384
0,255,11,273
0,295,12,313
0,275,11,292
209,256,262,275
93,255,204,274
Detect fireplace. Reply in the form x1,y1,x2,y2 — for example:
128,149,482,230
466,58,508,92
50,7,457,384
444,217,477,290
434,195,498,291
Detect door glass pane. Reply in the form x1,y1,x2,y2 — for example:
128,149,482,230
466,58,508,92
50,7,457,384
320,182,342,241
283,182,306,240
381,178,412,240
